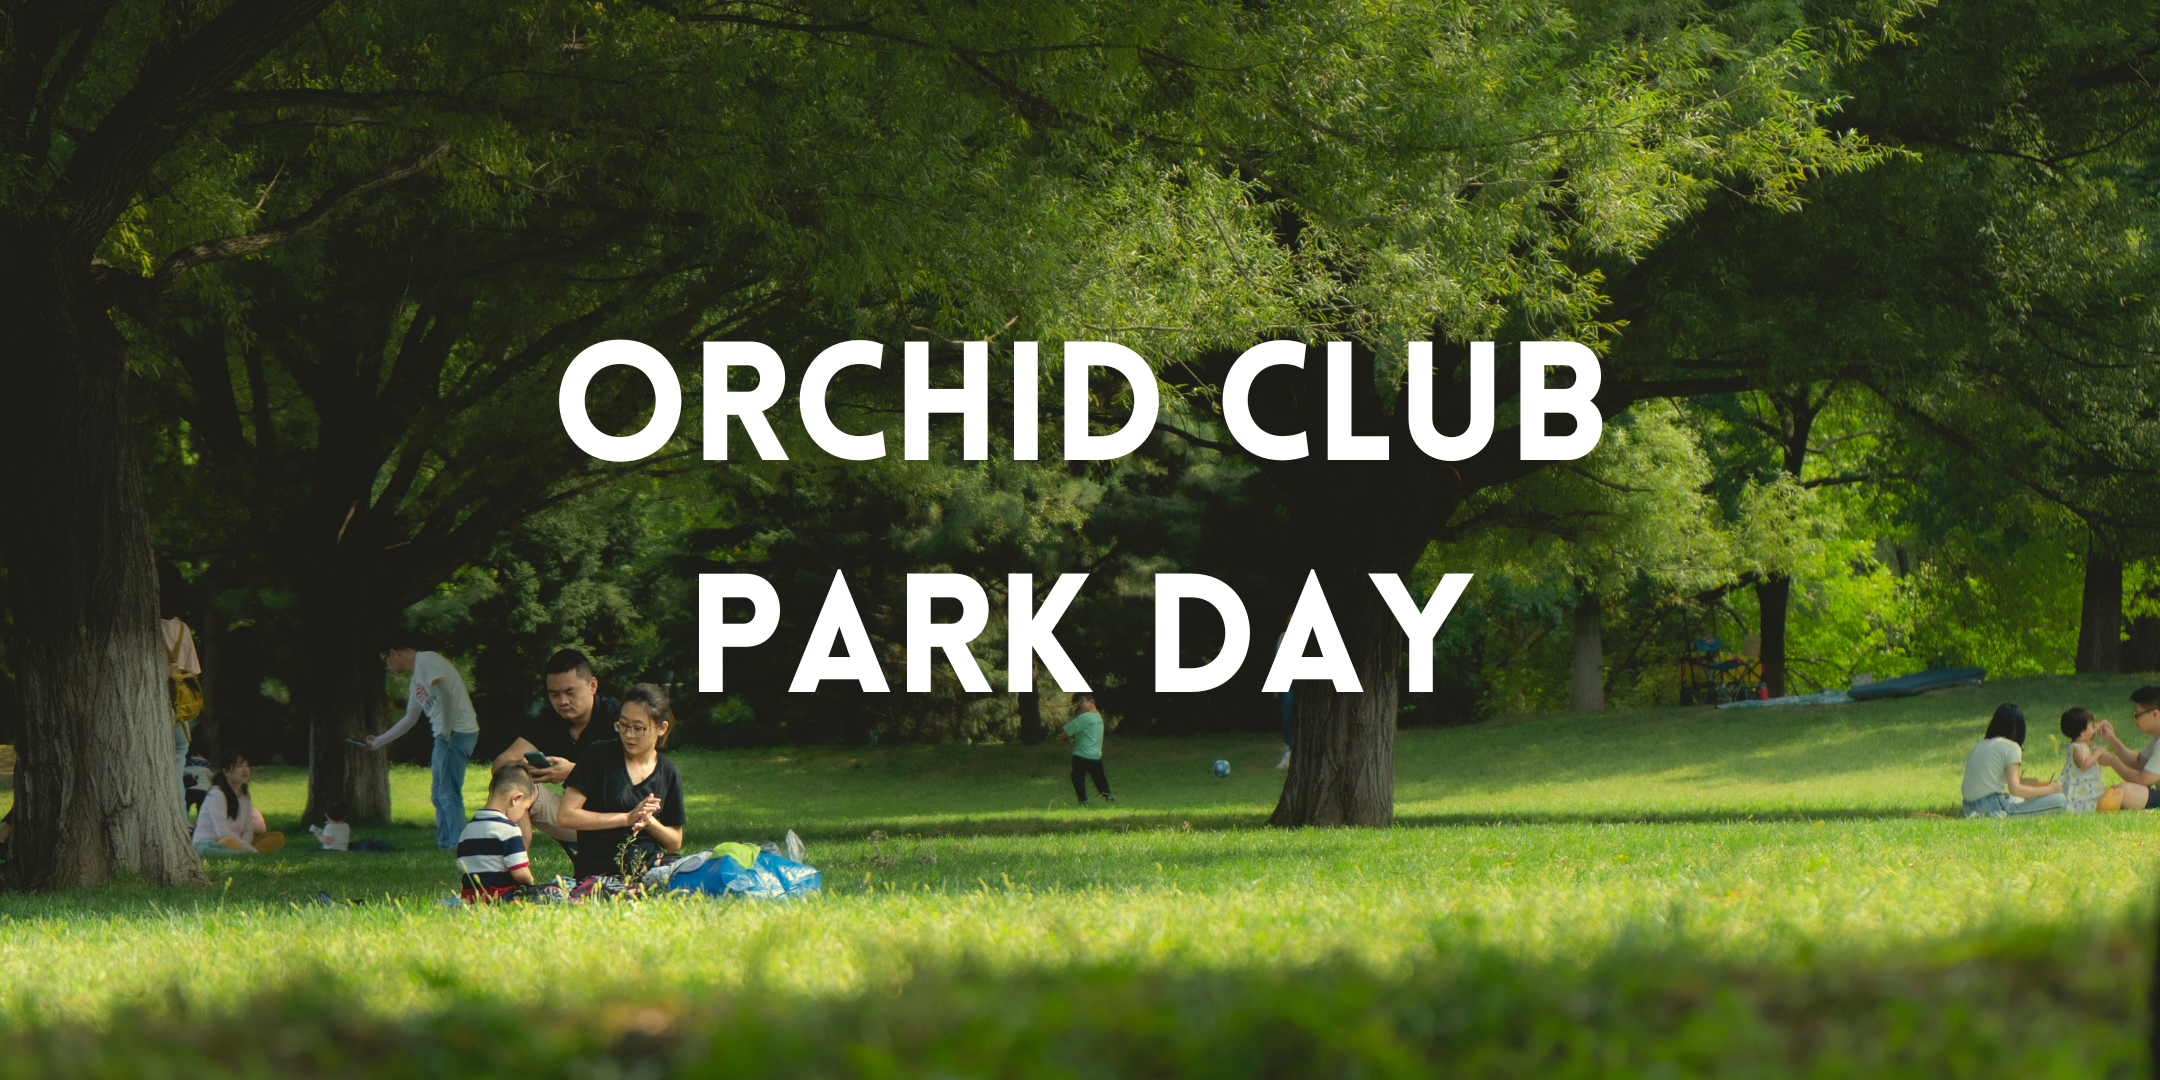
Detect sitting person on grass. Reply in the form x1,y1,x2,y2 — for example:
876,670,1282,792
308,800,352,850
192,752,287,854
1960,704,2066,817
2058,708,2128,813
456,767,563,903
556,682,685,884
2083,685,2160,810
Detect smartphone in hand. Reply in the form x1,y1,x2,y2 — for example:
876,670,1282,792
524,751,551,768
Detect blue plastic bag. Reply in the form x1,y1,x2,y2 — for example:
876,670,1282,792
668,851,820,898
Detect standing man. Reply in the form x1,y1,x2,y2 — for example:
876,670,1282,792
1060,693,1115,807
368,639,481,850
490,649,621,852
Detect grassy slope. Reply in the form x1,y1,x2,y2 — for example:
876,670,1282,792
0,675,2154,1075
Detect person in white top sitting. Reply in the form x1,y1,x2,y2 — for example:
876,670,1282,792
1960,704,2066,817
192,753,286,855
366,639,481,851
308,799,352,850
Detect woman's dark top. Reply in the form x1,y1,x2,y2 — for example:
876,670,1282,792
564,740,685,879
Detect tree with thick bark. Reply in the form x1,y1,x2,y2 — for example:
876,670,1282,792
0,0,465,891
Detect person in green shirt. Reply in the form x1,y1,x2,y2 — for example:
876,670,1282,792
1059,693,1115,806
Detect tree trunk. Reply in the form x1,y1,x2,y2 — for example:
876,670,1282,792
2126,615,2160,674
1756,574,1792,698
1017,673,1044,746
0,271,205,890
1260,345,1461,828
1268,569,1402,827
2076,541,2123,675
1570,593,1604,712
299,578,392,823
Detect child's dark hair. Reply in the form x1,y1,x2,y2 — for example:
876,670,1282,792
2060,707,2096,741
1984,704,2027,746
322,799,348,822
620,682,674,748
489,766,537,800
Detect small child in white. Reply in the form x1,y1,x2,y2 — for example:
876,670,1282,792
2060,708,2126,813
309,800,352,850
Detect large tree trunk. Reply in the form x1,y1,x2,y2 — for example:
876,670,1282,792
2076,540,2123,675
1261,346,1462,828
1756,574,1792,698
0,275,205,890
1268,568,1402,827
299,575,392,823
1570,593,1604,712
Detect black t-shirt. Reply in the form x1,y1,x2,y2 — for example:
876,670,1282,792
523,695,620,765
564,741,685,879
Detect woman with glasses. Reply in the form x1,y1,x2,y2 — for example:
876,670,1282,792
555,682,686,882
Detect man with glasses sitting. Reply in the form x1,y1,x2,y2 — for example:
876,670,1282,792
490,649,622,851
2090,685,2160,810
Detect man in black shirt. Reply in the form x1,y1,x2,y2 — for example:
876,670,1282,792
490,649,621,848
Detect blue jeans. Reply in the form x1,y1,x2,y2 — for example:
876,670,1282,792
432,730,480,850
173,722,190,795
1963,791,2066,817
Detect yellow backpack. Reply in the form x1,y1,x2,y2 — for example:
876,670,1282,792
165,630,204,729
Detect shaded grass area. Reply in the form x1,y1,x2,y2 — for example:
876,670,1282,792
1,922,2144,1078
0,674,2156,1075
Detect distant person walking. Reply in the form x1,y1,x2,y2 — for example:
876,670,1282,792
368,639,480,850
1961,703,2066,817
1061,693,1114,807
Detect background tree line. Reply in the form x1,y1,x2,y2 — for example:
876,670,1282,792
3,0,2158,886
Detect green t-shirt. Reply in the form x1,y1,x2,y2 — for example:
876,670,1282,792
1062,711,1104,760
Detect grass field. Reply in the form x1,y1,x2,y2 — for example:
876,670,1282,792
1,674,2156,1077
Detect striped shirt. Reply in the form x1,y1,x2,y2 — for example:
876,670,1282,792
455,809,529,894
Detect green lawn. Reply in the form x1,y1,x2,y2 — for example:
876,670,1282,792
1,674,2155,1077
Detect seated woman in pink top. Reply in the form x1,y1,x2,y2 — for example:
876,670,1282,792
191,753,285,856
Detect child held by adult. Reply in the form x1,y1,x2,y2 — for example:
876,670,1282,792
192,753,286,854
2058,708,2128,813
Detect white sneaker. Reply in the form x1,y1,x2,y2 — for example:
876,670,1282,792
1275,751,1291,770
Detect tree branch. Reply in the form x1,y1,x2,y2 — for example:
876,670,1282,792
58,0,338,255
149,141,452,289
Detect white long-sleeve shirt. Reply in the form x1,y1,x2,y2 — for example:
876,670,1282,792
192,787,267,847
374,651,479,745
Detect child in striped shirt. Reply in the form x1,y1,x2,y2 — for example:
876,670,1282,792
457,767,540,902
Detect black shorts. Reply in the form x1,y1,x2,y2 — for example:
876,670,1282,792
2147,784,2160,809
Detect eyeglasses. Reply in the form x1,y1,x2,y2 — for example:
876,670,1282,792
614,722,656,736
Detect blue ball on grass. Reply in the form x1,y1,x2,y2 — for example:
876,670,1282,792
1212,759,1231,778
